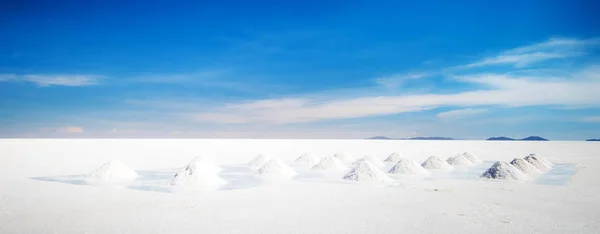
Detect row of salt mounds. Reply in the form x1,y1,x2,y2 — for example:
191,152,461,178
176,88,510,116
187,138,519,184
256,159,297,179
510,158,542,176
170,157,226,189
353,155,385,168
334,152,356,165
343,160,391,183
421,156,454,170
388,157,429,175
481,161,531,181
383,152,402,163
524,154,553,172
85,160,138,184
295,153,320,166
446,153,475,166
461,152,483,164
248,153,270,170
311,156,348,172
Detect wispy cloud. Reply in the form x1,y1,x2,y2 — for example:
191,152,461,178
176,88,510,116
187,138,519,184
437,108,489,120
0,74,101,86
374,72,433,88
579,116,600,123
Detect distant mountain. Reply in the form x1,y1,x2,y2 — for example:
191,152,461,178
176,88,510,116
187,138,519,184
486,136,549,141
521,136,549,141
366,136,393,140
486,136,515,141
586,139,600,141
408,137,454,140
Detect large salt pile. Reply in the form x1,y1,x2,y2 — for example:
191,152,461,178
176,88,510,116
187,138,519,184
353,155,385,168
294,153,320,166
256,159,297,179
248,153,270,170
481,161,531,181
446,154,475,166
311,156,348,172
524,154,552,172
460,152,483,164
333,152,356,165
388,157,429,175
85,160,138,184
343,161,391,183
383,152,402,163
510,158,542,176
421,156,454,170
170,157,226,189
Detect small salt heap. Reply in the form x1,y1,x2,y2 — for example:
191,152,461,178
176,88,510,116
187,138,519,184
334,152,356,165
510,158,542,176
311,156,348,172
524,154,552,172
343,161,391,183
481,161,531,181
421,156,454,170
388,157,429,175
85,160,138,184
170,157,226,189
256,159,297,179
248,153,270,170
446,154,475,166
460,152,483,164
294,153,320,166
353,155,385,168
383,152,402,163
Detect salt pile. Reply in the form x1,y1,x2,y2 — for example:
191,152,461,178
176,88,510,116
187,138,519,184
446,154,475,166
388,157,429,175
510,158,542,176
343,161,391,183
353,155,385,168
248,153,270,170
256,159,297,179
421,156,454,170
481,161,531,181
383,152,402,163
334,152,356,165
311,156,348,172
170,157,226,188
524,154,552,172
460,152,483,164
85,160,138,184
294,153,320,166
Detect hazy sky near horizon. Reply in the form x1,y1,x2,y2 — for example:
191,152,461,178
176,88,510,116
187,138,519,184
1,0,599,140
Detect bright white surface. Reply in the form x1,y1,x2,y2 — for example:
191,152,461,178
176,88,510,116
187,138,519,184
0,139,599,233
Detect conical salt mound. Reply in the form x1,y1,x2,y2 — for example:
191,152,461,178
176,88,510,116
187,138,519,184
170,158,226,188
334,152,356,165
85,160,138,184
524,154,552,172
461,152,483,164
311,156,348,171
388,157,429,175
294,153,320,166
248,154,270,170
446,154,475,166
481,161,531,181
510,158,542,176
256,159,297,179
421,156,454,170
383,152,402,163
353,155,385,168
343,161,392,183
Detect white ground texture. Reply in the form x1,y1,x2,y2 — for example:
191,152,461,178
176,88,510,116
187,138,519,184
343,160,391,183
388,157,430,175
461,152,483,164
311,155,348,172
255,158,297,179
481,161,531,181
170,157,226,190
1,139,599,234
510,158,543,176
85,160,138,185
383,152,402,163
294,153,319,166
247,153,270,170
422,155,455,170
446,154,475,166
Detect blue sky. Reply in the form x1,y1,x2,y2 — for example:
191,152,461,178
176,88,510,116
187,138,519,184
1,0,599,140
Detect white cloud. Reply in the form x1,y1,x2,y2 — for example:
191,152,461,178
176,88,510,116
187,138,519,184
464,52,568,68
375,72,432,88
437,108,489,120
0,74,101,86
580,116,600,123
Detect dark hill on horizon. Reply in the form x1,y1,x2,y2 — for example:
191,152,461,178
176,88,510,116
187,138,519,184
487,136,549,141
